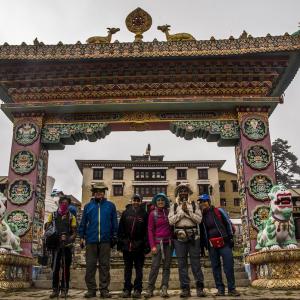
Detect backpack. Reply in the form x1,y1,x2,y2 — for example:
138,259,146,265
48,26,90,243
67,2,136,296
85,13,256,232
44,212,60,250
44,211,73,250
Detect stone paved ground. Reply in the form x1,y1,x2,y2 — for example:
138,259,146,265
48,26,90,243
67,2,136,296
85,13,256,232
0,288,300,300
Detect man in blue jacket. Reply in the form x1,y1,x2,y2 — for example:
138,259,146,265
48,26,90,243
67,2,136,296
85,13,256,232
78,183,118,298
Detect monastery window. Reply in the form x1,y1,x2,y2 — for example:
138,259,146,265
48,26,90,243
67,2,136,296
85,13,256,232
198,169,208,180
234,198,240,206
219,180,225,192
134,185,167,197
177,169,187,180
113,185,123,196
93,168,103,180
231,180,238,192
220,198,227,207
198,184,209,195
134,170,166,181
113,169,123,180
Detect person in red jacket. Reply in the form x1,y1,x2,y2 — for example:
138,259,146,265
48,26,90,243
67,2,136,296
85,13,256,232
144,193,173,298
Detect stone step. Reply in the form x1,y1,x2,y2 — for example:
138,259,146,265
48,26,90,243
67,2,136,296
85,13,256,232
33,278,250,290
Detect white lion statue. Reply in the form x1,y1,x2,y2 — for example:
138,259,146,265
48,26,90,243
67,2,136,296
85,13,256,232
256,185,298,251
0,193,22,253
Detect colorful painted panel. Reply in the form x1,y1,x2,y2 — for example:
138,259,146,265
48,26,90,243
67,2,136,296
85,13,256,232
14,122,39,146
8,179,33,205
242,116,268,141
11,150,37,175
248,174,273,201
5,210,31,236
245,145,271,170
251,205,270,231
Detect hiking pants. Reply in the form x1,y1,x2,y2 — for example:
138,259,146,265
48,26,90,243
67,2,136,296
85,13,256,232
85,242,111,292
52,247,72,291
123,250,145,292
147,243,172,290
174,239,204,290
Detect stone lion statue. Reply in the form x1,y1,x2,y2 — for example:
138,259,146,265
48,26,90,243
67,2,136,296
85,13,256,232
0,193,22,253
256,185,298,251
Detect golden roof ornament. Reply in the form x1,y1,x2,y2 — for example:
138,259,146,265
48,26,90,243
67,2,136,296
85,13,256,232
125,7,152,42
86,27,120,44
157,24,196,41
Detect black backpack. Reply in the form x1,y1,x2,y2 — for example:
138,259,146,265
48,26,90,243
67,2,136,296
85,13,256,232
44,212,60,250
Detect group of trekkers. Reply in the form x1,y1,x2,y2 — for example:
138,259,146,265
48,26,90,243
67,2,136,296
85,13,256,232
46,182,240,299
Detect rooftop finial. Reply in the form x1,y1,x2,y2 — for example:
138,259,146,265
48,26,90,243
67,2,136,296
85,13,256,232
145,143,151,156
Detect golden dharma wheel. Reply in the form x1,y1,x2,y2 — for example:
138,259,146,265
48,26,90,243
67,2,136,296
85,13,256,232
125,7,152,42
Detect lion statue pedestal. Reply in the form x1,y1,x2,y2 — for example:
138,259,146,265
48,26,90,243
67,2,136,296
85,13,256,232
247,248,300,289
0,253,34,290
248,185,300,289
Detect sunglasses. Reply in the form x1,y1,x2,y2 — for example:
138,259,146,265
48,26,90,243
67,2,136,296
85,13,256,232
157,198,165,202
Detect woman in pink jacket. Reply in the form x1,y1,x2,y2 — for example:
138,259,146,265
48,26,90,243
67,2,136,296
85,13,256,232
144,193,173,298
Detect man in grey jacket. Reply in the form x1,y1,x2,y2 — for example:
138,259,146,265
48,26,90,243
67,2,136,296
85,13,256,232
168,184,206,298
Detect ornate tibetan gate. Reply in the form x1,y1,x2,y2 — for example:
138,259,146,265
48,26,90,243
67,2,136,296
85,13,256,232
1,11,300,287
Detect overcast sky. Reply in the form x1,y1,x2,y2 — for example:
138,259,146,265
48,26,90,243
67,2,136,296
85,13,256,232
0,0,299,200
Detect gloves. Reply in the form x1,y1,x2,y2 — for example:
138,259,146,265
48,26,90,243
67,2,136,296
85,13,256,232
229,236,234,248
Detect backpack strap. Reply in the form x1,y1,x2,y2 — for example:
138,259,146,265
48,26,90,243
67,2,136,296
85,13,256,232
173,203,178,215
191,201,196,213
153,207,158,226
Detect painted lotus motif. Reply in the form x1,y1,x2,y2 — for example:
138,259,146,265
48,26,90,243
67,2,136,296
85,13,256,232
14,122,39,145
5,210,31,236
245,145,271,170
11,150,36,175
8,179,33,205
248,174,273,201
242,116,268,141
252,205,270,231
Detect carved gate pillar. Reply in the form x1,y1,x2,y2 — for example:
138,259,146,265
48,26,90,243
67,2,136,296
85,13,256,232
236,110,275,278
6,113,48,257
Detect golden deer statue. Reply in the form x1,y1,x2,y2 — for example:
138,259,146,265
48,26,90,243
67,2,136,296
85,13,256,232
157,24,195,41
86,27,120,44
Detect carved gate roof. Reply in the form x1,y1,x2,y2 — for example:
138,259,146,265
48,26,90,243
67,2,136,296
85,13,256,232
1,32,300,119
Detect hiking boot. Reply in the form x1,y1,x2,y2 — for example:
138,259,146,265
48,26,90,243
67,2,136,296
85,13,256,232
60,289,68,298
160,286,169,298
196,288,206,297
215,290,225,297
84,290,96,298
121,290,131,298
144,289,153,298
132,290,142,298
100,290,112,298
228,289,241,297
179,289,191,298
49,289,59,299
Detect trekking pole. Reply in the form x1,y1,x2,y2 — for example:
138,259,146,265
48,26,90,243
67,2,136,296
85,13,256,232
62,244,67,300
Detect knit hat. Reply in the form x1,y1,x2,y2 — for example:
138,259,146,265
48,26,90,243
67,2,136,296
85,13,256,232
132,194,143,201
151,193,170,207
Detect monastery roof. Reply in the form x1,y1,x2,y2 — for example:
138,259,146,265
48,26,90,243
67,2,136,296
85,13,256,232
0,33,299,61
76,159,225,174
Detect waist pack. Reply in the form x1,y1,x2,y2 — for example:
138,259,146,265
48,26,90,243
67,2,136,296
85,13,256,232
209,237,224,249
175,228,197,243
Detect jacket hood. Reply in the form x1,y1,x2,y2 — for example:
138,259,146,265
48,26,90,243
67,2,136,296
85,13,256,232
151,193,170,207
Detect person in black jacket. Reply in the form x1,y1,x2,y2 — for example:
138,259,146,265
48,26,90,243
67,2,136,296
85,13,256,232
46,195,77,299
199,194,240,297
117,194,149,299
